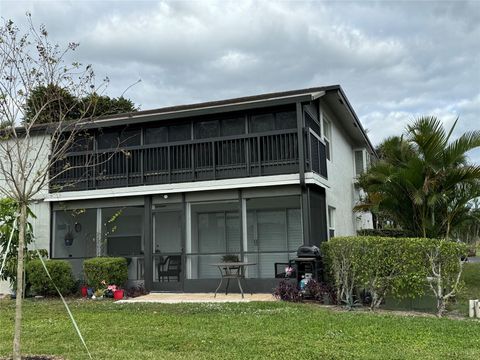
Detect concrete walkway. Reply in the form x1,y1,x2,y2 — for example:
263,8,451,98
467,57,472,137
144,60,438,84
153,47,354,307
117,292,275,304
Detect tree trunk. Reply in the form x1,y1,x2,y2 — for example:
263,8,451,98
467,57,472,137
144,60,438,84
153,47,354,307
437,297,446,318
13,203,27,360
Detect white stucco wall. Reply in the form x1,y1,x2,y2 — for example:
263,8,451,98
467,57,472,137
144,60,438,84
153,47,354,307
320,100,361,237
0,133,51,295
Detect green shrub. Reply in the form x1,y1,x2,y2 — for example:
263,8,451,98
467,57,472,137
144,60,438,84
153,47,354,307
83,257,128,289
26,259,76,296
322,236,467,314
357,229,412,238
424,239,468,316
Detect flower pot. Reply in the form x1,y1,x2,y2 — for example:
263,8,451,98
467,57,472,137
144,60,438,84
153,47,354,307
81,286,88,298
113,290,124,300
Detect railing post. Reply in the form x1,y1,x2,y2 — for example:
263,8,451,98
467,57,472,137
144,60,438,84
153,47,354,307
212,141,216,180
168,146,171,184
257,136,261,176
125,152,129,187
245,138,250,176
191,144,195,181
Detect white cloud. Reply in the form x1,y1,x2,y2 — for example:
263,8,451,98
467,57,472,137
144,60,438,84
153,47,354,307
1,0,479,163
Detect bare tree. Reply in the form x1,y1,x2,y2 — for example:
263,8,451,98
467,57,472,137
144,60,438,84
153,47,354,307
0,15,107,359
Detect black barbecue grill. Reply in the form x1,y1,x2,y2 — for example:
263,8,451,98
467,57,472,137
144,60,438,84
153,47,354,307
294,245,323,282
273,245,324,281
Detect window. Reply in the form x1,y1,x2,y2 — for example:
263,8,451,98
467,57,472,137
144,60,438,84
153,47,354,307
354,149,365,176
328,206,336,239
322,114,332,160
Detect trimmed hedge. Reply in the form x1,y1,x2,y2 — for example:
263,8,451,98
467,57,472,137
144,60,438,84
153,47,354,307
357,229,412,238
83,257,128,289
26,259,76,296
322,236,467,313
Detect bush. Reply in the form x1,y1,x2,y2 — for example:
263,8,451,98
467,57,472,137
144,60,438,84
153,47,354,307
273,280,301,302
26,259,76,296
357,229,412,238
322,236,467,314
304,280,337,304
83,257,128,289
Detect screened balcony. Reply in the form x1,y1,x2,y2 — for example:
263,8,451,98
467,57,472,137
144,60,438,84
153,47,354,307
49,107,327,192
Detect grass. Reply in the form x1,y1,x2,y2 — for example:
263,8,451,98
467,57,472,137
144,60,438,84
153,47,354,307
1,299,480,360
452,262,480,314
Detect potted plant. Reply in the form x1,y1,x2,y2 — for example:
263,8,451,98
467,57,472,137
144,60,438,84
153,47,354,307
80,285,88,298
113,287,124,300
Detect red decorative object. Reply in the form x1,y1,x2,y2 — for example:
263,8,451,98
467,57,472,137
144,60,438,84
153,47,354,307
113,289,124,300
81,286,88,298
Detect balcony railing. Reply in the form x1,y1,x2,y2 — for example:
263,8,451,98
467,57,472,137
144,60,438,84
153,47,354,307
50,128,327,192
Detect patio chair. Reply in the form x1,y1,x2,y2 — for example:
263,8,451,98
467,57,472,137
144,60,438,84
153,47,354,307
157,255,181,282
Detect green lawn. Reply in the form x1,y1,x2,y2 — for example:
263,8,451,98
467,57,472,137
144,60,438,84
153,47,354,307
1,300,480,360
453,262,480,314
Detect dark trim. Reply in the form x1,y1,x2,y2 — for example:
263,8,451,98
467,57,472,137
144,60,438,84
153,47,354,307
296,102,305,187
336,88,377,157
238,189,244,261
181,193,186,291
301,187,310,245
143,196,153,291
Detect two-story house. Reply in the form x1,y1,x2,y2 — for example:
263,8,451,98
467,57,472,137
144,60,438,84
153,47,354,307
0,85,375,294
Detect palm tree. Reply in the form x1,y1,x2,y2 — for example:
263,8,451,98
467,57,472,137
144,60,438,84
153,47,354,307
356,116,480,239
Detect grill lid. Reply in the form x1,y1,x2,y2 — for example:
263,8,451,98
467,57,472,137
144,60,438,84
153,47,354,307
297,245,321,258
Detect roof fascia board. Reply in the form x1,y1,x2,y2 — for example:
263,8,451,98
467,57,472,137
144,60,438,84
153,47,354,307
336,88,377,157
311,91,326,100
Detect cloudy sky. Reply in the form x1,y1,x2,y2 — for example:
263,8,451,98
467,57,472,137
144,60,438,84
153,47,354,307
2,0,479,162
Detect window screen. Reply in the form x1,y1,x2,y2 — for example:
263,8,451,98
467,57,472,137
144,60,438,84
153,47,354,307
169,123,191,142
250,113,275,133
275,111,296,130
195,120,219,139
145,126,168,145
221,117,245,136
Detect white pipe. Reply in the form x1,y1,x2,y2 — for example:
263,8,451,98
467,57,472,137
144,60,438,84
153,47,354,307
469,299,476,318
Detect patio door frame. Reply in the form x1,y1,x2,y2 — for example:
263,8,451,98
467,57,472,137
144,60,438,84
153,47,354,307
144,195,186,292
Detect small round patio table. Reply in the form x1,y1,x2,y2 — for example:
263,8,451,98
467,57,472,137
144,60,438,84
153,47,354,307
210,262,256,299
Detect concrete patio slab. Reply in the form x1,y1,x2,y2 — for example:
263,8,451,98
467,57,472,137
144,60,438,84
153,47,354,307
116,292,276,304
